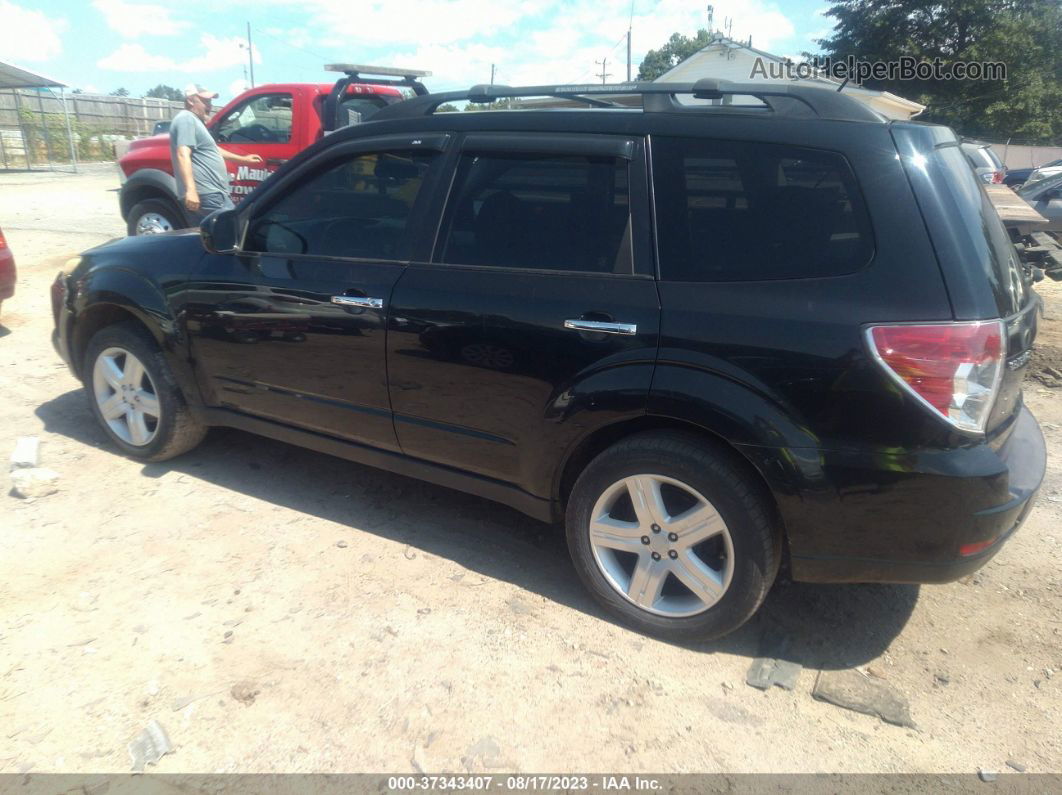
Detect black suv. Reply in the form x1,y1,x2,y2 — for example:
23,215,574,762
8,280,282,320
52,79,1046,641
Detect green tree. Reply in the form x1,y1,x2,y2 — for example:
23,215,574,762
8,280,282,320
110,87,129,97
817,0,1062,142
145,84,183,101
637,29,713,81
436,103,461,112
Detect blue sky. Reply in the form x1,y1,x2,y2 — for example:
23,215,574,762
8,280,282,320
2,0,836,101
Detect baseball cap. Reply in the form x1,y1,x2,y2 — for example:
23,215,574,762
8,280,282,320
184,83,219,99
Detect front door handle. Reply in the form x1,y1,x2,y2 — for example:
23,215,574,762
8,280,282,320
266,158,287,166
332,295,383,309
563,319,637,335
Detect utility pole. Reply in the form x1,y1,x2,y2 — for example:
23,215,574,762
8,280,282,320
595,58,612,85
490,64,496,85
246,22,255,87
626,29,632,81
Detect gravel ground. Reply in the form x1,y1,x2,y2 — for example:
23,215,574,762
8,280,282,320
1,165,1061,775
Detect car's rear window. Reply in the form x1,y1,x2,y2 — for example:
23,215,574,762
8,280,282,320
893,126,1027,317
651,136,874,281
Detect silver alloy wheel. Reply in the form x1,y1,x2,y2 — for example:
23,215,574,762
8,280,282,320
91,346,161,446
588,474,734,617
135,212,174,235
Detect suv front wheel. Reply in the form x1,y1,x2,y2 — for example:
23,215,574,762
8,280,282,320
84,321,207,461
565,431,780,642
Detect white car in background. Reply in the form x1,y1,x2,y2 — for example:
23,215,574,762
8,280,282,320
1028,159,1062,185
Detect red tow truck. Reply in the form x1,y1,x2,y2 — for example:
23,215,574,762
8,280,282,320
117,65,429,235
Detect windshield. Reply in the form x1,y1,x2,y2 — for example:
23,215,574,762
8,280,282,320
1019,172,1062,197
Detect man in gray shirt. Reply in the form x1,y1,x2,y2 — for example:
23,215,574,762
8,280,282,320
171,83,263,222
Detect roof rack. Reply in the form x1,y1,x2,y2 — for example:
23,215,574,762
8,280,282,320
372,78,881,123
322,63,433,133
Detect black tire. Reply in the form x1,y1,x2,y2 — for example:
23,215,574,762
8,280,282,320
126,198,186,236
83,321,207,461
565,430,781,642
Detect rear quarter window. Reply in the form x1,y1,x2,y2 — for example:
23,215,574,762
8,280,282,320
651,136,874,281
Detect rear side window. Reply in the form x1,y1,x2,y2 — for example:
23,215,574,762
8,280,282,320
435,153,631,273
652,137,874,281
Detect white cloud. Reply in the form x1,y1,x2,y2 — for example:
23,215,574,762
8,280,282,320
228,78,250,96
98,35,261,74
0,0,67,62
306,0,544,48
97,43,178,72
92,0,191,38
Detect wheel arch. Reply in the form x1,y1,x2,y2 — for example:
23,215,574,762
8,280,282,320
119,169,186,223
70,268,202,411
553,415,801,559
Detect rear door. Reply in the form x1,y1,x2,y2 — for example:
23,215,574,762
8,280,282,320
385,133,660,497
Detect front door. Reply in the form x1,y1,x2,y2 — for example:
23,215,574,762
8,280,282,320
185,136,448,450
211,90,300,204
386,134,660,497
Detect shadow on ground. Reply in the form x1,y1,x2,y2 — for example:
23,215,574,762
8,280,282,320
37,389,919,669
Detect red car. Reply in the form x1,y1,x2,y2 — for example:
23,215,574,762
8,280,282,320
0,224,15,320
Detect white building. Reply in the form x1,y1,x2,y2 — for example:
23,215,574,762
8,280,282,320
655,34,925,120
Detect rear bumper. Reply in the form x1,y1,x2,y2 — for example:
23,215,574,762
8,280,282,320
786,405,1046,584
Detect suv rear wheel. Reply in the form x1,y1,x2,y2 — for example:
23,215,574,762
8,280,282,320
84,321,206,461
565,431,780,642
127,198,185,236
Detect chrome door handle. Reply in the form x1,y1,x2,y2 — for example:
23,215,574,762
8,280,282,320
332,295,383,309
564,319,637,335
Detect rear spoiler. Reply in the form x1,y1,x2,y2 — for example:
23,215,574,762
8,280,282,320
321,64,431,132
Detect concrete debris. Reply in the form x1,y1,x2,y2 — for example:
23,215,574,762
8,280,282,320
10,467,59,499
128,720,173,773
978,769,997,782
10,437,40,470
746,657,803,691
1006,760,1027,773
812,669,915,728
230,681,259,705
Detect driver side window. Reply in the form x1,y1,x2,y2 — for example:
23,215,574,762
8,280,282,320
245,149,437,261
215,93,293,144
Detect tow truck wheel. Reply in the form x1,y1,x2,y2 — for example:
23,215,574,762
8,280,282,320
127,199,185,236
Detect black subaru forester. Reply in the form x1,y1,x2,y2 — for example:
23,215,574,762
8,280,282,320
52,79,1047,641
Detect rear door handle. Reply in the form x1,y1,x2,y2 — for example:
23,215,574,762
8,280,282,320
332,295,383,309
564,319,637,335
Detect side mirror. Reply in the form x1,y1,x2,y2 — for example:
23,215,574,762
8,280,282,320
200,209,240,254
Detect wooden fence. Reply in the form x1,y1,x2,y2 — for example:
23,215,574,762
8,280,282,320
0,89,183,168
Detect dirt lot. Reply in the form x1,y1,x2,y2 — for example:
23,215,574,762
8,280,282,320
1,165,1061,775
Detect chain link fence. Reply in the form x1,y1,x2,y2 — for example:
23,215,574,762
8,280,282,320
0,88,182,170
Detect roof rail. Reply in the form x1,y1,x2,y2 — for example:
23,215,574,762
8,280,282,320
372,79,881,123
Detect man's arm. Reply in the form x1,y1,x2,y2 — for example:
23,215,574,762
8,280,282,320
220,149,264,165
175,145,199,211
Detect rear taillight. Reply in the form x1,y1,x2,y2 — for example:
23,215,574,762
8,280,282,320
992,170,1004,184
0,227,7,249
867,321,1005,434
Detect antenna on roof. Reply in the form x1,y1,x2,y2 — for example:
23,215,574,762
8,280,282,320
837,77,850,93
